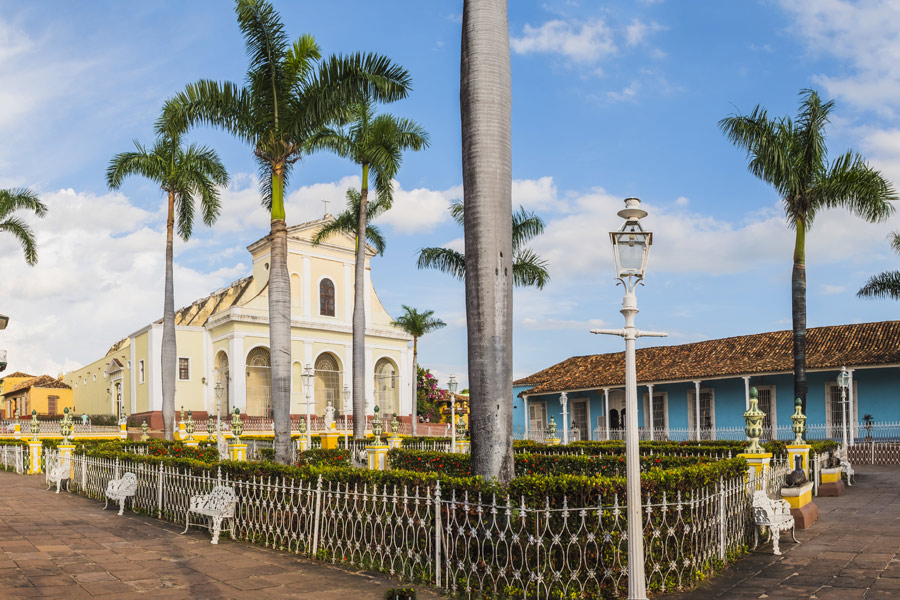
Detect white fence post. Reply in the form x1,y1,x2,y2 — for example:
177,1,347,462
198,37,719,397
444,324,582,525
718,477,726,560
157,462,164,518
434,480,442,587
312,475,323,557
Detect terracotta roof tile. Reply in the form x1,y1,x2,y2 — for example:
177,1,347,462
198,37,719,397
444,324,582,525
3,375,72,395
517,321,900,396
0,371,34,381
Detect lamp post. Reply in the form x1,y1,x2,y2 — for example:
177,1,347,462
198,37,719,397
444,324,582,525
302,363,314,448
215,369,223,445
342,384,350,449
591,197,666,600
560,391,569,445
838,366,851,453
448,374,458,452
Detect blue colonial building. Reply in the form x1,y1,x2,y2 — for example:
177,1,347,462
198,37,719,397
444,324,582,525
513,321,900,444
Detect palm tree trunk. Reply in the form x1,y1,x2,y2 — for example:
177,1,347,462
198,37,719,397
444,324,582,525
161,191,177,440
352,165,369,439
792,219,808,414
461,0,515,484
411,337,418,436
269,165,292,464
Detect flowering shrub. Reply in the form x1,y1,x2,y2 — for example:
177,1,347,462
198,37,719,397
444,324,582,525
296,449,351,467
416,367,445,422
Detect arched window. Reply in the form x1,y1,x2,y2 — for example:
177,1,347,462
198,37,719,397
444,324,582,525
319,279,335,316
214,351,230,415
245,346,271,417
374,358,399,417
314,353,342,414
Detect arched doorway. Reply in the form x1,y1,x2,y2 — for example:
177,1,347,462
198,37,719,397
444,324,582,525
214,351,230,415
373,358,399,416
314,353,342,415
245,346,271,417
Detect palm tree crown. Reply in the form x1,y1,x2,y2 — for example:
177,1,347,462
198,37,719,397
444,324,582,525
858,232,900,300
720,88,896,408
107,134,228,238
312,188,387,254
160,0,412,462
392,305,446,341
417,199,550,289
0,188,47,266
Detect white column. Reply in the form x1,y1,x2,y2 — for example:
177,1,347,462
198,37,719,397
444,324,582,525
149,325,163,412
848,368,856,446
365,349,375,415
302,256,312,319
523,395,529,438
694,380,701,441
743,376,751,411
343,263,353,323
603,388,610,440
647,383,655,441
230,335,246,412
364,267,372,324
129,336,137,414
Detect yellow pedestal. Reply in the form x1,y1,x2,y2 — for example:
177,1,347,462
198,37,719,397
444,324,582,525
119,422,128,440
177,422,186,441
547,437,561,447
298,437,310,452
786,444,811,478
228,443,247,462
454,439,470,453
13,423,20,440
58,443,75,479
781,481,817,529
321,431,339,450
387,435,403,450
737,452,772,490
27,441,42,475
183,439,199,449
366,444,389,470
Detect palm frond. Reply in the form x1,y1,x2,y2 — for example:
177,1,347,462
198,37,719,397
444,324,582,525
106,142,167,190
811,150,896,226
512,247,550,289
718,108,798,200
158,80,253,142
284,33,321,89
892,231,900,255
392,305,446,338
796,89,834,186
448,198,465,228
0,216,38,266
416,246,466,280
235,0,288,85
512,206,546,249
0,188,47,220
857,270,900,300
365,223,386,255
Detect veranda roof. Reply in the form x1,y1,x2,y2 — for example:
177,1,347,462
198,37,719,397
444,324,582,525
3,375,72,395
515,321,900,396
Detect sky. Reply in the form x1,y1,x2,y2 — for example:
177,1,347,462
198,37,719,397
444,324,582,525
2,0,900,389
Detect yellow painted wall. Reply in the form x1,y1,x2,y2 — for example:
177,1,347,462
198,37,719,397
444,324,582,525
174,328,206,413
64,339,132,416
310,257,344,320
134,331,150,413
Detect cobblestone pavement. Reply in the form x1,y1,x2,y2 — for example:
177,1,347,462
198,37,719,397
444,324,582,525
666,465,900,600
0,470,445,599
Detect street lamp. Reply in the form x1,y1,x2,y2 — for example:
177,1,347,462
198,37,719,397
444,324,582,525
591,197,666,600
214,369,223,447
0,315,8,330
302,363,314,448
560,391,569,445
447,374,458,452
838,366,851,454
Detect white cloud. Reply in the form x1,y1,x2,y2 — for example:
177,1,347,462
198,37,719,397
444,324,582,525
675,196,690,207
625,19,665,47
378,184,460,233
777,0,900,115
0,187,247,376
607,82,640,103
820,284,846,295
513,176,566,212
511,18,616,63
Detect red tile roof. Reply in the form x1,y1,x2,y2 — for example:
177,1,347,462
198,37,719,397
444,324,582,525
3,375,72,395
515,321,900,396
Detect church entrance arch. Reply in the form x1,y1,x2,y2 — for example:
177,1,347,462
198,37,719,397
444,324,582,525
245,346,271,417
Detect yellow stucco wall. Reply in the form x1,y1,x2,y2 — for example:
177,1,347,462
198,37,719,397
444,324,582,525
174,328,206,413
6,387,75,416
64,339,131,416
134,331,150,413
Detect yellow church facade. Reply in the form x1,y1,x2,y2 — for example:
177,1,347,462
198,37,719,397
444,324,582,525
63,217,413,427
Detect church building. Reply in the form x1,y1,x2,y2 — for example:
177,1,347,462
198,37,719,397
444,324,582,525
63,216,413,428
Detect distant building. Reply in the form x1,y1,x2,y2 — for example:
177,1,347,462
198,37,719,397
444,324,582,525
1,374,73,418
513,321,900,442
63,216,412,428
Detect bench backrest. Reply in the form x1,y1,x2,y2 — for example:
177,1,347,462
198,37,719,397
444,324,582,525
202,485,237,512
751,490,776,523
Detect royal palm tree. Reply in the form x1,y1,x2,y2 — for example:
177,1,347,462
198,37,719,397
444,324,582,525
417,199,549,289
461,0,514,483
858,232,900,300
312,188,387,254
107,133,228,440
160,0,411,463
307,100,429,438
391,306,446,436
0,188,47,266
720,89,896,412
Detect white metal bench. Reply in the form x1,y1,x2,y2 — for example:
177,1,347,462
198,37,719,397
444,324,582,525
103,472,137,515
181,485,237,544
751,490,799,555
46,455,70,494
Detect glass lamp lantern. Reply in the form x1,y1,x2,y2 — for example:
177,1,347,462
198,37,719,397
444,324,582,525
838,367,851,390
610,198,652,282
342,385,350,414
448,374,458,396
302,364,314,391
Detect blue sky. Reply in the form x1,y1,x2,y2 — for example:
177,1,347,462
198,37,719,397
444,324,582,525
2,1,900,388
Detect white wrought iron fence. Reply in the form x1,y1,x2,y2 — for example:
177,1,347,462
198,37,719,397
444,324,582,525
44,452,790,597
848,441,900,465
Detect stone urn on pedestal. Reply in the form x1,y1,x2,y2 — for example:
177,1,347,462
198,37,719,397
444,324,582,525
782,398,817,528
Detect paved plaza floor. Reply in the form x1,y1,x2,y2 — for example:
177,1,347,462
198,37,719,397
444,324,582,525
667,465,900,600
0,471,445,599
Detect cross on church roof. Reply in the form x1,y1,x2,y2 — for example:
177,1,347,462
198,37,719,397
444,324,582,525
322,199,330,216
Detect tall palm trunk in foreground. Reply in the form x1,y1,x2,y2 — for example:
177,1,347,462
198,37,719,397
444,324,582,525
161,190,177,438
352,166,369,437
461,0,514,484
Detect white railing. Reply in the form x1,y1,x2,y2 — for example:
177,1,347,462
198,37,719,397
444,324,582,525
0,420,120,435
848,441,900,465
